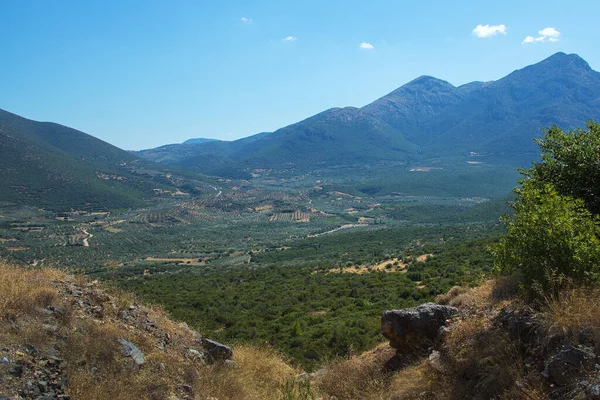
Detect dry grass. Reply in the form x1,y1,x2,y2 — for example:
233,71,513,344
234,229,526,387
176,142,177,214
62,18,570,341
0,263,65,321
316,343,395,400
436,276,520,312
388,362,440,400
233,345,299,394
543,287,600,335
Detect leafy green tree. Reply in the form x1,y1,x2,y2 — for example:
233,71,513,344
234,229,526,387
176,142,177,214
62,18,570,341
491,179,600,293
524,121,600,215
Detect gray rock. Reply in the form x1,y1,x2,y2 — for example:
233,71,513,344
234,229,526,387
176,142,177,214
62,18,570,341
587,383,600,399
187,348,205,363
200,338,233,362
381,303,458,351
542,346,596,386
427,350,448,374
118,338,145,366
9,365,24,377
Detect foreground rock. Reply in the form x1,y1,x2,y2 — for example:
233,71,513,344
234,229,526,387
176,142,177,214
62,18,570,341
200,338,233,363
118,338,145,366
381,303,457,370
381,303,458,350
542,346,596,386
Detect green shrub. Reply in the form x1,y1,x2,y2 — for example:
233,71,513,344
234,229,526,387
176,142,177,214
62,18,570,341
491,182,600,294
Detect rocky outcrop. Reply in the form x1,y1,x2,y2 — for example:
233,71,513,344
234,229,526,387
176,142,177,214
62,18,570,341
542,346,596,386
0,274,235,399
200,338,233,363
381,303,458,350
381,302,457,370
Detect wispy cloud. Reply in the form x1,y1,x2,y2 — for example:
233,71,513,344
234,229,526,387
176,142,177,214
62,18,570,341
241,17,252,23
472,24,507,38
522,27,560,44
282,36,297,42
359,42,374,50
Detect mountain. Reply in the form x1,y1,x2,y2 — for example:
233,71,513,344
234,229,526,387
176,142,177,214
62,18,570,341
182,138,219,145
0,109,206,211
137,53,600,175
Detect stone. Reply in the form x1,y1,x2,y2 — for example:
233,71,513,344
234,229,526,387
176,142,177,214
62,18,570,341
180,384,193,393
118,339,145,366
187,348,205,363
200,338,233,362
9,365,24,377
381,303,458,351
427,350,447,374
496,306,537,341
542,346,596,386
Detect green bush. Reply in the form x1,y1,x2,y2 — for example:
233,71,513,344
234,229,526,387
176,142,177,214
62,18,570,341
491,182,600,293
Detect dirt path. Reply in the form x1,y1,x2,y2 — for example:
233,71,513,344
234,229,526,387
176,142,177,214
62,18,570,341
307,223,368,238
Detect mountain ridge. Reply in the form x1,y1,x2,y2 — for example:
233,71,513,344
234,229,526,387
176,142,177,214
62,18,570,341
0,109,212,210
137,52,600,175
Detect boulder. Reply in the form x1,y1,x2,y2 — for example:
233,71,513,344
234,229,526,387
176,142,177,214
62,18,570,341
200,338,233,363
381,303,457,350
542,346,596,386
118,338,145,366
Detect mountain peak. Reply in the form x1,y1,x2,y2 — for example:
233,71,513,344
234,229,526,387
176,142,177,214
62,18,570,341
405,75,455,89
538,52,591,71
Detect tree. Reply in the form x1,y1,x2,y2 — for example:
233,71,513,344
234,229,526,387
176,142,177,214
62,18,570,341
491,121,600,294
491,182,600,293
524,121,600,215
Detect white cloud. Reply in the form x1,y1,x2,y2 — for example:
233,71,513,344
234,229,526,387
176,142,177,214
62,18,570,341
282,36,297,42
472,24,507,38
522,36,535,44
522,27,561,44
538,27,560,38
241,17,252,23
359,42,374,50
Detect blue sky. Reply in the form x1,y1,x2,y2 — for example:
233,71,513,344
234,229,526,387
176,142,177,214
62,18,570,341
1,0,599,150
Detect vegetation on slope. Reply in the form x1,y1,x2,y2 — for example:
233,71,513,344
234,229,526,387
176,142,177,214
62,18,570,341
112,230,498,371
492,121,600,294
0,262,311,400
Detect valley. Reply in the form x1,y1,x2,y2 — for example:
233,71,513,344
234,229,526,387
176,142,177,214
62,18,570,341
1,51,598,372
0,162,510,369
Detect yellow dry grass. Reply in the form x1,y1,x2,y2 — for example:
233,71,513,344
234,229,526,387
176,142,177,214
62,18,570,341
542,287,600,340
328,259,408,275
316,343,394,400
0,263,64,321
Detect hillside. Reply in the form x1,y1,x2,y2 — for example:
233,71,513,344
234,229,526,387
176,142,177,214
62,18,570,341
3,262,599,400
0,262,306,400
137,52,600,176
0,109,212,211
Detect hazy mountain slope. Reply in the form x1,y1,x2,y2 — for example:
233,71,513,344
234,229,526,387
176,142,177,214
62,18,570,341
361,75,466,144
0,109,207,210
423,52,600,157
142,108,419,175
0,109,136,163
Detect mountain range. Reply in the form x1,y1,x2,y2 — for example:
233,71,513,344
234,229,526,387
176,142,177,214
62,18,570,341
137,52,600,176
1,52,599,210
